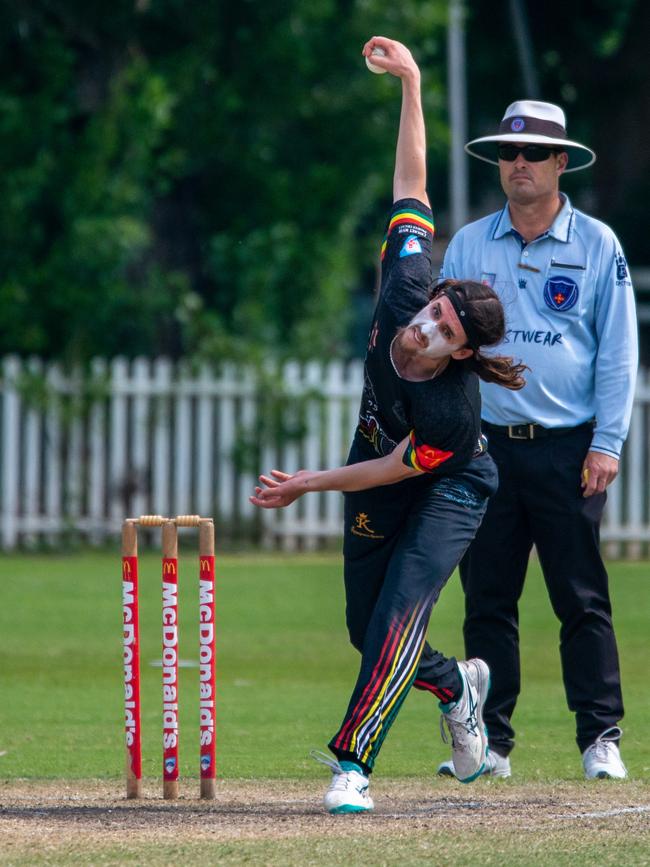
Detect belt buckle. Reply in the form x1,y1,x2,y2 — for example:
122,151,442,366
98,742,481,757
508,424,535,440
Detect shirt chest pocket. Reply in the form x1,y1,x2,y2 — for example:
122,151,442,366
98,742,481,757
541,261,588,318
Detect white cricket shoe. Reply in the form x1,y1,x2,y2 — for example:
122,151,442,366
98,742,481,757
582,726,628,780
439,659,490,783
311,750,374,814
437,749,511,779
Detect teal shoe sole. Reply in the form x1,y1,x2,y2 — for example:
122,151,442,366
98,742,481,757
328,804,373,814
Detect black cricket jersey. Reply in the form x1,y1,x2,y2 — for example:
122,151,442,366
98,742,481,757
353,198,482,476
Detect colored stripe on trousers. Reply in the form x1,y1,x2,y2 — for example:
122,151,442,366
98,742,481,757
333,592,434,766
333,608,410,750
353,597,432,763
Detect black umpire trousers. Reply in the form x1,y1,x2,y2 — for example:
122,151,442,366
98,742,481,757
459,423,624,755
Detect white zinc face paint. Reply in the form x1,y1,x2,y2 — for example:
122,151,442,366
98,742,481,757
407,311,454,359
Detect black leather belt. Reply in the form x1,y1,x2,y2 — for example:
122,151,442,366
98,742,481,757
482,420,594,441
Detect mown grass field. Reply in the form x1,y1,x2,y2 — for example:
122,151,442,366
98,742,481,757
1,550,649,865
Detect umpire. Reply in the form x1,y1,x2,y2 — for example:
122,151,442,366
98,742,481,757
438,100,638,779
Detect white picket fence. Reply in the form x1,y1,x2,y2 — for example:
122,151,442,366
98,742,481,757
1,356,650,554
0,356,364,551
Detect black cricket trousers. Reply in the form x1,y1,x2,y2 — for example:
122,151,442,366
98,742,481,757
329,447,497,772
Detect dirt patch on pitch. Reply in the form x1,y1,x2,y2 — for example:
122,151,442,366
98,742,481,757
2,778,650,864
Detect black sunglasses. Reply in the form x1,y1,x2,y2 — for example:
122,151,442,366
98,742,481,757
497,144,563,162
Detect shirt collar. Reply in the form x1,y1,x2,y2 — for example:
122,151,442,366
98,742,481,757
491,193,575,244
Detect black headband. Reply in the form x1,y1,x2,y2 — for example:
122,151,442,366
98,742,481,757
438,288,481,350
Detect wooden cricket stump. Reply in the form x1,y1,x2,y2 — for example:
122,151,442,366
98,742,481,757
121,515,217,801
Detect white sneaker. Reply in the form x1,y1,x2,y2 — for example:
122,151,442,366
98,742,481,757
582,726,628,780
439,659,490,783
311,750,374,814
437,749,511,779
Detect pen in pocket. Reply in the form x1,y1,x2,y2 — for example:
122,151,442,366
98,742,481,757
550,260,586,270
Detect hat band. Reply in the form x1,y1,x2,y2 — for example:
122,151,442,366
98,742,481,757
498,116,567,139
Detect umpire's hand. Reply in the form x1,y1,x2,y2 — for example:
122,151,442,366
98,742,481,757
581,450,619,497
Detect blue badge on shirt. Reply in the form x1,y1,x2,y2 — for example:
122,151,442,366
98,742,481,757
400,234,422,257
543,275,579,311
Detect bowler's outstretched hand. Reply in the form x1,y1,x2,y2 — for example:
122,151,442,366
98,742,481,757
250,469,311,509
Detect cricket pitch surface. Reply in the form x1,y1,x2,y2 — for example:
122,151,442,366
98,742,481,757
2,778,650,866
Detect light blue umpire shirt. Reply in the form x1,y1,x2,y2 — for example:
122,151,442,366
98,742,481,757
441,194,638,458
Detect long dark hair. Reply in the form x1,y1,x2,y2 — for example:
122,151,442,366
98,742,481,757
430,278,527,390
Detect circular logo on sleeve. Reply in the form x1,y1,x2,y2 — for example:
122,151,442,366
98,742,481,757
543,275,579,311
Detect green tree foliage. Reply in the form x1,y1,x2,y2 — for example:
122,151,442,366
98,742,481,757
0,0,449,362
0,1,645,363
463,0,646,261
0,3,182,360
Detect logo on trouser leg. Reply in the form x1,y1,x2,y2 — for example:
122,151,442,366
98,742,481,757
350,512,384,539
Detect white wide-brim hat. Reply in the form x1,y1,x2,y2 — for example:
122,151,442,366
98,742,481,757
465,100,596,173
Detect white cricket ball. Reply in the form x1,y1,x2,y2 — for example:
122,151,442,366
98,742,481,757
366,46,387,74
